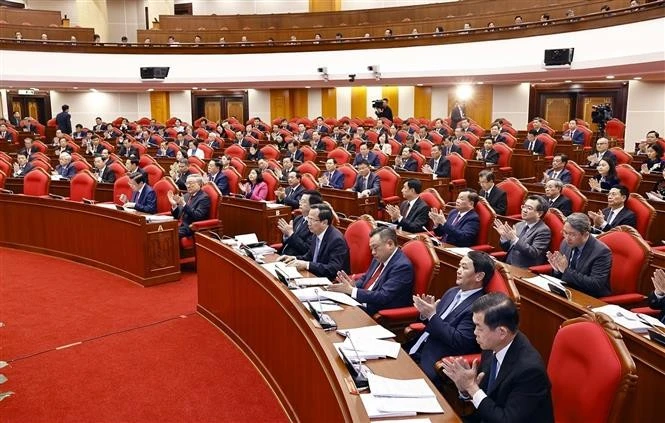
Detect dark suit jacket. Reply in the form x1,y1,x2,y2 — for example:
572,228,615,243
647,291,665,323
433,209,479,247
501,220,551,268
544,168,572,184
554,235,612,297
171,190,211,238
315,125,329,134
98,166,116,183
593,207,637,233
339,142,356,153
522,139,545,155
468,332,554,423
278,184,304,208
589,150,617,167
209,172,230,196
490,134,506,144
286,149,304,163
410,287,484,384
354,248,414,315
480,186,507,216
296,226,350,279
395,157,418,172
14,163,34,177
450,105,465,127
0,131,14,142
281,215,313,256
548,195,572,216
175,171,192,191
480,148,499,164
592,174,620,192
565,130,585,145
353,151,380,168
428,156,451,178
325,170,345,189
55,111,72,134
119,146,140,158
442,144,462,157
352,172,382,197
132,184,157,214
395,198,430,233
55,164,76,179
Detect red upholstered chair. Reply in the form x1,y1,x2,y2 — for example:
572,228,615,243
186,156,205,170
32,140,47,153
410,151,426,171
419,188,446,210
0,159,10,177
416,141,432,158
224,144,247,160
300,173,319,190
344,215,375,275
23,167,50,196
222,167,241,195
625,193,656,240
387,138,401,156
597,226,651,306
297,161,320,178
396,130,410,143
0,152,12,163
615,164,641,193
143,164,165,186
605,118,626,142
427,132,443,145
71,159,91,173
112,175,132,205
579,125,594,150
166,142,180,156
266,159,281,172
565,160,585,188
457,141,476,160
462,132,479,146
500,132,517,148
493,142,513,176
260,144,280,160
469,124,485,138
496,177,528,218
300,145,317,162
131,142,147,156
609,147,632,165
547,312,637,423
109,161,127,181
365,131,378,145
262,170,279,201
153,177,179,213
198,143,213,160
471,197,497,252
536,133,558,157
375,150,389,167
188,164,204,176
100,140,115,153
230,157,247,177
375,166,402,207
0,170,6,189
337,163,358,190
179,182,223,262
447,153,468,202
31,159,52,173
374,236,440,332
327,147,352,164
195,127,208,139
66,140,81,153
68,170,97,202
139,154,156,169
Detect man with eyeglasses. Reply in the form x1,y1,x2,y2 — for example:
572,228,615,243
586,137,616,168
587,185,636,233
546,213,612,297
478,170,506,216
276,190,322,256
541,154,572,184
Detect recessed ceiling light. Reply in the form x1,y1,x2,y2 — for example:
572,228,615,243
416,83,423,87
633,76,642,80
90,88,98,92
476,82,484,85
304,86,311,89
73,87,78,90
564,80,572,83
201,88,207,91
146,88,154,92
606,75,615,79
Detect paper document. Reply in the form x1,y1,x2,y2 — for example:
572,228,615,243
95,203,118,210
295,277,332,287
523,274,567,291
292,287,325,302
321,291,360,306
249,245,277,256
309,302,343,313
646,192,665,202
342,336,400,359
50,175,65,181
592,304,660,333
367,374,436,398
373,396,443,414
445,247,473,256
145,215,174,223
234,233,259,245
359,394,417,419
262,262,303,279
265,202,285,209
337,325,396,340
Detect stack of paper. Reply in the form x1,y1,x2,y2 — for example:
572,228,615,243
261,262,303,279
294,277,332,287
145,214,174,223
336,325,396,340
523,274,567,292
592,304,663,333
360,374,443,417
334,336,401,361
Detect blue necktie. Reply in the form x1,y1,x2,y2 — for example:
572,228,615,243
312,237,321,263
569,247,579,270
487,354,498,391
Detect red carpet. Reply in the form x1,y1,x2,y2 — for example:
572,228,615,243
0,248,288,422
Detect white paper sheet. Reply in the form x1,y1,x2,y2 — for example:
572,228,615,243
336,325,396,340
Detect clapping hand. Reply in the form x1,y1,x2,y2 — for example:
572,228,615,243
422,164,433,174
587,209,605,227
652,268,665,295
546,250,569,273
327,271,354,295
413,293,439,320
493,219,517,241
385,204,401,221
440,356,484,396
277,218,293,236
588,178,601,192
429,208,447,226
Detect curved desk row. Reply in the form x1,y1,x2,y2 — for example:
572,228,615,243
0,194,180,286
195,234,461,422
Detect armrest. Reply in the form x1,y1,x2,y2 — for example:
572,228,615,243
403,322,426,342
471,244,494,253
490,251,508,261
190,219,222,231
373,306,420,325
383,195,401,205
629,306,661,317
435,353,481,374
450,179,467,187
270,243,283,250
599,293,647,306
528,264,553,274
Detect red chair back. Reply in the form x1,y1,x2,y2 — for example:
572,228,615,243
299,146,317,162
536,133,558,157
262,171,279,201
562,184,588,213
609,147,632,165
166,142,180,156
462,132,479,146
501,132,517,148
485,262,520,305
375,150,389,167
143,164,165,186
343,217,374,274
615,164,641,192
0,152,12,163
0,160,10,177
131,142,147,155
198,143,213,160
598,226,651,297
31,159,52,172
66,140,81,153
113,175,132,205
402,236,439,296
416,141,432,157
138,154,156,168
493,142,513,170
201,182,221,219
565,160,585,187
327,147,352,164
458,141,476,160
419,188,446,209
300,173,319,190
69,170,97,202
365,131,378,145
100,140,115,153
337,163,358,190
230,157,247,176
297,161,320,178
501,125,517,136
605,118,626,141
579,125,594,149
542,208,565,254
23,167,50,196
428,132,443,145
32,140,47,153
187,156,205,169
224,144,247,160
375,166,401,204
223,167,241,194
474,197,496,245
625,193,656,239
153,177,179,213
109,162,127,180
388,138,401,155
0,170,6,189
260,144,280,160
496,177,528,217
188,164,204,175
447,153,466,181
71,159,91,173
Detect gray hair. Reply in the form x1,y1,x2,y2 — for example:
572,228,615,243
547,179,564,190
566,212,591,234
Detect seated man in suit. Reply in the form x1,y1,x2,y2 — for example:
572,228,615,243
647,268,665,323
562,120,585,145
93,155,116,184
487,124,506,144
541,154,572,184
172,158,191,191
314,116,329,134
393,147,418,172
587,185,636,233
277,190,322,256
432,118,449,138
204,132,221,149
309,131,326,151
543,179,573,216
329,226,413,315
478,170,507,216
319,158,345,189
205,158,230,196
285,141,304,163
168,174,211,238
276,171,305,208
353,144,380,169
53,152,76,179
11,152,34,177
430,189,480,247
422,145,450,178
523,130,545,155
587,137,616,167
350,160,381,198
477,139,499,164
120,173,156,214
19,137,39,159
338,134,356,153
546,213,612,297
440,292,554,423
279,203,350,279
494,195,551,268
530,117,549,135
118,138,139,158
92,117,107,132
407,250,494,387
441,136,462,156
275,157,296,183
385,179,430,233
0,124,14,142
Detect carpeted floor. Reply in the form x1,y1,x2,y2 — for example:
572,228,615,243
0,248,288,422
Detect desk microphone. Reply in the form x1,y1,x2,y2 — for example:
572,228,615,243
314,288,336,329
344,331,364,371
421,226,442,246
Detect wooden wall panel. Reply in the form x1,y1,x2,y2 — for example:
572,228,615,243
309,0,340,13
350,86,367,119
321,88,337,119
290,88,309,118
150,91,170,124
381,86,399,120
448,84,493,129
270,89,290,121
414,86,432,120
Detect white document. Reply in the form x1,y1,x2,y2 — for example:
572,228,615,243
309,302,343,313
592,304,655,333
250,245,277,256
359,394,417,419
342,336,401,359
262,262,303,279
234,233,259,245
50,175,65,181
367,373,436,398
445,247,473,256
295,277,332,287
374,396,444,414
321,291,361,306
523,274,567,292
145,214,174,223
337,325,396,340
292,287,321,302
646,192,665,202
265,202,285,209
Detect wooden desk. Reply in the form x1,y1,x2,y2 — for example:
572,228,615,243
510,149,550,179
320,187,379,218
0,194,180,286
464,160,494,190
219,196,291,244
5,177,115,203
195,233,461,422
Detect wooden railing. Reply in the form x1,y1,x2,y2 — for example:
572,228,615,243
0,7,61,27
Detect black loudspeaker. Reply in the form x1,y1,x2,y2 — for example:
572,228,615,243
544,48,574,66
140,67,170,79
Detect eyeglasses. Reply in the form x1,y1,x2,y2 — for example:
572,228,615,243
562,230,581,237
521,204,536,211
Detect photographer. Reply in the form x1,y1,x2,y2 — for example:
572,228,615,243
374,98,393,122
591,103,612,136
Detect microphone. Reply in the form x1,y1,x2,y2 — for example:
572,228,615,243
314,288,336,329
421,226,441,246
344,331,367,379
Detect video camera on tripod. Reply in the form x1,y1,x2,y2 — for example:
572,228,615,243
591,103,613,135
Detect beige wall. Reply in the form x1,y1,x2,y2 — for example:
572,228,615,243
626,81,665,146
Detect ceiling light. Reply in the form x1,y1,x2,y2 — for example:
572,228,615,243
72,87,78,90
606,75,615,79
304,86,311,89
564,80,572,83
146,88,154,92
90,88,98,92
476,82,484,85
633,77,642,80
416,83,423,87
192,87,198,90
201,88,207,91
455,84,473,101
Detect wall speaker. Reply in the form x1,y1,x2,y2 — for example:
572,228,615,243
544,49,574,66
140,67,170,79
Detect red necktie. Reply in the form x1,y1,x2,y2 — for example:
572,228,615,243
363,263,385,289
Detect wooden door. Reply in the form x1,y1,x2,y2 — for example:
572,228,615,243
7,92,51,124
204,99,221,122
225,99,244,121
448,85,493,129
192,91,248,124
543,96,573,129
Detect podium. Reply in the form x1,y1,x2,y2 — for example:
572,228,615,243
220,196,291,244
319,187,378,217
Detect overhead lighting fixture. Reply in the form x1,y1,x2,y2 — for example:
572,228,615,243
146,88,154,92
192,87,199,90
633,76,642,80
564,80,572,83
304,86,311,89
317,66,329,82
606,75,615,79
416,83,423,87
90,88,98,92
201,88,207,91
455,84,473,101
72,87,78,90
368,65,381,81
476,81,484,85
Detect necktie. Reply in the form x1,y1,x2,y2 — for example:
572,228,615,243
552,171,558,179
487,354,499,391
607,210,616,226
452,212,462,225
569,247,579,269
403,202,412,219
433,159,439,171
549,198,554,205
363,176,368,191
529,141,534,151
485,190,489,199
409,290,463,355
312,237,321,263
363,262,385,289
520,225,530,237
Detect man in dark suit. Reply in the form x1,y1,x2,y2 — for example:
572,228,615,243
93,155,116,184
587,137,616,167
118,138,139,158
121,173,156,214
55,104,72,134
478,170,507,216
393,147,418,172
12,153,34,177
205,133,221,149
351,160,381,198
319,158,345,189
523,130,545,155
309,131,326,151
430,190,480,247
168,174,211,238
440,292,554,423
173,159,191,191
385,179,430,233
338,134,356,153
542,154,572,184
408,251,494,386
544,179,573,216
10,111,21,127
495,195,551,268
276,157,297,183
277,190,322,256
314,116,329,134
276,171,305,208
432,118,449,138
422,145,450,178
21,118,37,134
547,213,612,297
562,120,585,145
0,124,14,142
488,124,506,144
353,144,380,168
53,152,76,179
530,117,548,135
588,185,636,233
450,101,466,129
19,138,39,159
647,268,665,323
281,203,350,279
477,139,499,164
329,226,413,315
125,156,147,180
441,137,462,157
206,158,229,196
285,141,304,163
93,117,108,132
